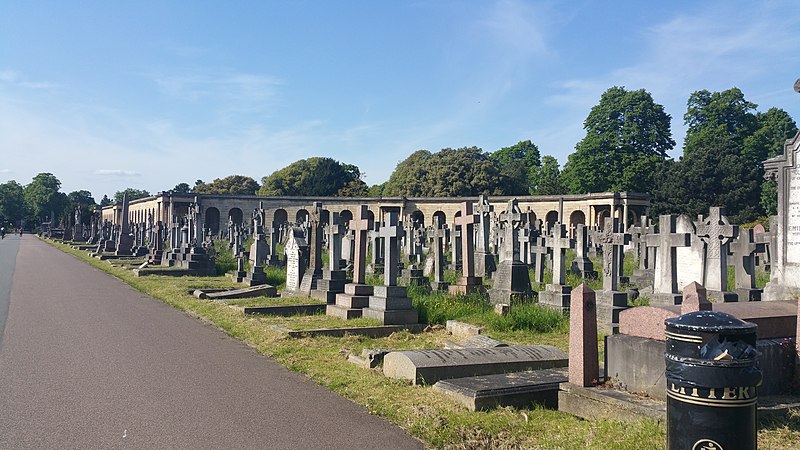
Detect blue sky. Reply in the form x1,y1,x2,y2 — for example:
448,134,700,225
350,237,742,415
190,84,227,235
1,1,799,198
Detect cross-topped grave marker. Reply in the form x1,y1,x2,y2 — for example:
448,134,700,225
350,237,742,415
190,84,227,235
695,207,738,297
591,218,631,291
645,214,692,305
730,228,767,301
448,201,484,295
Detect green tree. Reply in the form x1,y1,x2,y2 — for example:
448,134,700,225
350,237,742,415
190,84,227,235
561,86,674,193
113,188,150,203
654,88,775,223
67,190,96,224
23,173,68,225
529,156,565,195
193,175,260,195
383,147,506,197
490,140,541,195
259,157,366,197
742,108,797,215
0,180,25,226
99,195,113,207
367,182,386,197
173,182,192,193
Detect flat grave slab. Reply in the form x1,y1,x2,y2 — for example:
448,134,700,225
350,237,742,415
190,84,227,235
194,284,277,300
558,382,666,423
233,304,326,316
433,368,567,411
383,346,568,385
444,335,507,350
270,324,426,339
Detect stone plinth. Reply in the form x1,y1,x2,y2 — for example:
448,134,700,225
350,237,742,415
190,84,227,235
362,285,419,325
488,260,533,305
243,266,267,287
448,277,485,296
327,283,374,319
538,284,571,311
310,270,347,304
383,346,568,385
595,290,628,335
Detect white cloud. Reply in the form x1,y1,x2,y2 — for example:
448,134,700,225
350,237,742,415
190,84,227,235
93,169,141,177
0,69,57,90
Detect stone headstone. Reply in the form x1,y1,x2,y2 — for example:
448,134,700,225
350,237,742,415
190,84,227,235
282,228,307,294
428,216,449,291
680,281,711,315
570,224,597,279
674,214,705,297
695,207,738,302
114,192,134,255
328,205,375,319
474,195,497,278
488,199,533,304
538,222,574,310
448,201,484,295
730,228,766,301
646,214,692,306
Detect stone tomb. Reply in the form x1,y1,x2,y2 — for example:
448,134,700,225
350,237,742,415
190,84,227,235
383,346,568,385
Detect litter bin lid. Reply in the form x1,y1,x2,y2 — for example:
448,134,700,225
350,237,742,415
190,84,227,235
665,311,756,335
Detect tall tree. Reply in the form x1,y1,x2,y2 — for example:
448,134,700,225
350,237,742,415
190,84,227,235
0,180,25,226
490,140,541,195
99,195,113,207
384,147,506,197
172,182,192,193
529,156,565,195
23,173,68,225
113,188,150,203
259,157,366,197
193,175,260,195
561,86,674,193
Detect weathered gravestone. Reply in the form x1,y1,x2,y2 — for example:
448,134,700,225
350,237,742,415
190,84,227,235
730,228,767,301
646,214,692,306
328,205,374,319
695,207,738,302
428,216,449,291
628,216,655,286
474,195,497,279
570,224,597,279
591,218,631,334
448,201,484,295
763,131,800,300
569,284,599,387
362,211,419,325
538,222,574,310
311,212,349,304
281,228,307,295
114,192,134,255
488,199,533,304
383,346,568,385
298,202,324,296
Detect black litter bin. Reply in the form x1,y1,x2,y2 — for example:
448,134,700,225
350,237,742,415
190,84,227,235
664,311,761,450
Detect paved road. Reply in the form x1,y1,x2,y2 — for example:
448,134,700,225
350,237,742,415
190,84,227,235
0,236,425,449
0,233,22,349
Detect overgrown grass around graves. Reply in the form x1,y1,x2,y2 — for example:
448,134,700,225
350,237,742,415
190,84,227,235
44,238,800,449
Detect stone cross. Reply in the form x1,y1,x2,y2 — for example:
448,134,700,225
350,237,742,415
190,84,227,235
474,195,493,255
730,228,766,290
307,202,324,275
546,222,574,285
454,202,479,278
429,216,448,285
645,215,692,296
351,205,373,285
380,211,405,286
628,216,654,271
530,236,549,283
695,207,737,292
498,199,525,262
327,212,345,272
591,218,631,291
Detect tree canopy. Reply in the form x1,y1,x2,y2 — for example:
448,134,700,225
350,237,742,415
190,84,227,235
24,173,68,225
383,147,506,197
0,180,25,226
561,86,674,194
113,188,151,203
172,182,192,193
490,140,542,195
193,175,260,195
259,157,367,197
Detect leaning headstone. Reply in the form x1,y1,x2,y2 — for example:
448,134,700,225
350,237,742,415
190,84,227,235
328,205,375,319
383,346,568,385
488,199,533,304
448,202,484,295
568,284,598,387
362,211,419,325
538,222,574,310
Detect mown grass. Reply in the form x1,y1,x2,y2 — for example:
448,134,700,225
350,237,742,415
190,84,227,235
44,237,799,449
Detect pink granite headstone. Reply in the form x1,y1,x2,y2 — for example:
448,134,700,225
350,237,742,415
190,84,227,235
680,281,711,315
569,283,599,387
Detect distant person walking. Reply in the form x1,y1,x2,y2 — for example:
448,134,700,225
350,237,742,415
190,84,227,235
1,227,5,239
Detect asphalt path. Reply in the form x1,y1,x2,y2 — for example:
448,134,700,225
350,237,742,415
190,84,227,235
0,233,21,350
0,235,425,449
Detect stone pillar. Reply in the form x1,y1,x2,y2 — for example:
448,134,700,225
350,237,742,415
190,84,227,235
569,284,598,387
